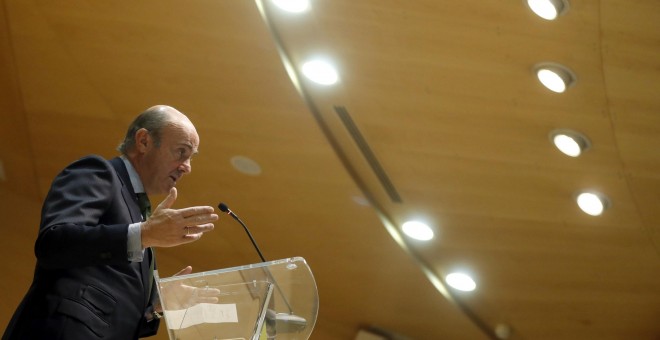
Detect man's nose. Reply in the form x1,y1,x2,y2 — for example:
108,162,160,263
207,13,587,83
179,159,192,174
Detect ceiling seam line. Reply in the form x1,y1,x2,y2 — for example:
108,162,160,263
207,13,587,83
254,1,501,338
596,0,660,258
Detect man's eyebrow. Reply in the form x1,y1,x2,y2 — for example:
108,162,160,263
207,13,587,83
179,143,199,154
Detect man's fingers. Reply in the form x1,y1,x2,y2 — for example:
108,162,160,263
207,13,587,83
178,206,217,218
196,297,219,304
144,201,217,248
174,266,193,276
196,288,222,297
156,187,178,211
197,223,215,232
179,208,218,227
183,223,215,236
181,223,214,241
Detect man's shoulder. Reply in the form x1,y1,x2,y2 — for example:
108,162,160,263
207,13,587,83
76,154,111,162
66,154,116,168
49,155,122,192
58,155,120,179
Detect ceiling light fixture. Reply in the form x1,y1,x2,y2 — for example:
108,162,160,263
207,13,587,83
534,62,576,93
401,221,434,241
230,155,262,176
549,129,591,157
494,323,513,339
526,0,569,20
445,272,476,292
271,0,310,13
301,59,339,85
576,191,610,216
351,196,370,206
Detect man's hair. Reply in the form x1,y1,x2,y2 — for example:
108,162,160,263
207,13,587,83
117,107,170,155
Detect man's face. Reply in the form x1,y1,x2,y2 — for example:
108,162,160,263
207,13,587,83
139,122,199,195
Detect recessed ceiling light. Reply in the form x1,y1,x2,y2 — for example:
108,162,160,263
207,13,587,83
445,272,476,292
534,62,576,93
549,129,591,157
576,191,609,216
271,0,310,13
352,196,370,206
401,221,434,241
526,0,569,20
301,59,339,85
230,155,262,176
494,323,512,339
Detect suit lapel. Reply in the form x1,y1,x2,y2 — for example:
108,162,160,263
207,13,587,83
109,157,153,304
109,157,143,223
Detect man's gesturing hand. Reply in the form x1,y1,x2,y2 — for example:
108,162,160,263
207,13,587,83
141,187,219,248
156,266,222,311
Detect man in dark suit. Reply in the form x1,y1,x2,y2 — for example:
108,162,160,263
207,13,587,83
3,105,219,339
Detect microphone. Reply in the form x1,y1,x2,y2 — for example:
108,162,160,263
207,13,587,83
218,203,308,332
218,203,266,262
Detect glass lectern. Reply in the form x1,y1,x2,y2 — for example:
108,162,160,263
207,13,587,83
154,257,318,340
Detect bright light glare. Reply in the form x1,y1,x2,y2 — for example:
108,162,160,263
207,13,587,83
271,0,310,13
537,68,567,93
527,0,560,20
553,134,581,157
401,221,434,241
577,192,606,216
446,273,476,292
302,60,339,85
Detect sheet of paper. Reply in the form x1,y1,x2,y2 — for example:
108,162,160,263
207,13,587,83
164,303,239,329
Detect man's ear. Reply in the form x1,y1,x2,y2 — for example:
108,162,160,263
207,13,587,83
134,128,151,152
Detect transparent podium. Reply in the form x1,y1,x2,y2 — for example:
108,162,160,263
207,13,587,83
154,257,318,340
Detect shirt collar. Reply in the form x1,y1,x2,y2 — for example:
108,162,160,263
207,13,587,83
120,155,145,194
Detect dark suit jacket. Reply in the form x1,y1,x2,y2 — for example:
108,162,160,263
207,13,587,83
3,155,160,340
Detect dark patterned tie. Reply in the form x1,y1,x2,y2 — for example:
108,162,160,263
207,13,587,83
136,193,156,296
136,193,151,220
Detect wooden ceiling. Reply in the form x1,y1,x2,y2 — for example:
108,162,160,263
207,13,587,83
1,0,659,339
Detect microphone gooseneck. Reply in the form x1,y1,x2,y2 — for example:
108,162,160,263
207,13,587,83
217,202,308,329
218,203,266,262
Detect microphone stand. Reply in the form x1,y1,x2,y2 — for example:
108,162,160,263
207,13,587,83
219,204,305,329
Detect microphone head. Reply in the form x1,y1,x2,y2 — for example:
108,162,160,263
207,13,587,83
218,203,229,213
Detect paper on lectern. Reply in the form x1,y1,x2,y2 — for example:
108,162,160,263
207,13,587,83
164,303,239,329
